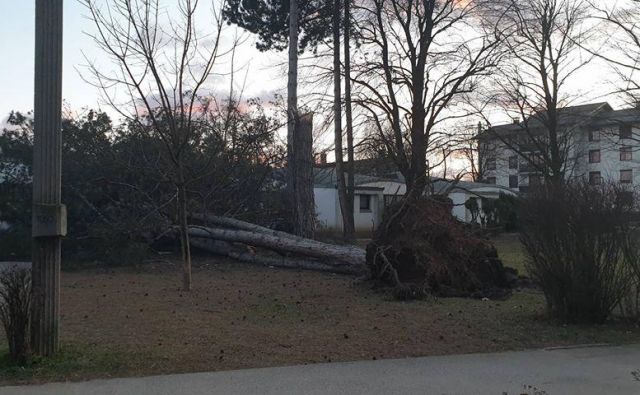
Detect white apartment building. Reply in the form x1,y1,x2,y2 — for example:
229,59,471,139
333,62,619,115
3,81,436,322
478,102,640,191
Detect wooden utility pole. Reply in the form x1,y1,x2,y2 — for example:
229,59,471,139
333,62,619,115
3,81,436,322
32,0,65,356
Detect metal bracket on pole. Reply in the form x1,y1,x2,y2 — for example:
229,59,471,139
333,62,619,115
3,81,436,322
32,204,67,237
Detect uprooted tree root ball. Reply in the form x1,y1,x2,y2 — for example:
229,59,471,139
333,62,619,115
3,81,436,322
366,196,512,300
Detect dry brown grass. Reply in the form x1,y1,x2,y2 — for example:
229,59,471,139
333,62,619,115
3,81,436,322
2,255,639,384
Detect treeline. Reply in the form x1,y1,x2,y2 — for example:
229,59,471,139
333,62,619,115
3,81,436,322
0,102,286,264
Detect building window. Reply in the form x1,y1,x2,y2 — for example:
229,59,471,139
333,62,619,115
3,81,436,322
485,157,496,171
589,130,600,142
620,124,633,139
359,194,371,212
509,175,519,188
620,169,633,184
508,156,518,169
486,177,496,185
589,149,601,163
620,146,633,161
589,171,602,185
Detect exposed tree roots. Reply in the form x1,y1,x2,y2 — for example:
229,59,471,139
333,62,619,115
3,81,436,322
366,196,512,300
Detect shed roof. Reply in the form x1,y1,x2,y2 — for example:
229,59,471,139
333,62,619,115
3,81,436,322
431,178,515,195
313,167,389,190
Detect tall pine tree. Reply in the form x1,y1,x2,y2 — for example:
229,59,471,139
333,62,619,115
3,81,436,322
224,1,336,238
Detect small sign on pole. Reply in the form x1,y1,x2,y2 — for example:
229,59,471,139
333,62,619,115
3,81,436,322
32,204,67,238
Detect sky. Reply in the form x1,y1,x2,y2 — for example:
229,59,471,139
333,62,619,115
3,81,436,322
0,0,285,122
0,0,628,139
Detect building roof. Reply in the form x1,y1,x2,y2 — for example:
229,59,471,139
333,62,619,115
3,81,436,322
430,178,515,195
313,167,386,190
314,168,515,197
591,107,640,127
483,102,640,138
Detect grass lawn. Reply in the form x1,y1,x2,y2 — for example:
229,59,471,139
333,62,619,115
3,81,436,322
1,245,639,385
492,233,528,275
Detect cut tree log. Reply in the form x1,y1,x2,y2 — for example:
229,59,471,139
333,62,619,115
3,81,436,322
190,238,363,275
186,225,365,266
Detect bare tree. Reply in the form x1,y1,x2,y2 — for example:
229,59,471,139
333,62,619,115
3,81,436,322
585,1,640,153
350,0,503,206
289,0,357,240
223,0,333,239
455,122,489,182
82,0,230,290
333,0,356,240
344,0,356,238
483,0,593,184
590,0,640,107
287,0,316,239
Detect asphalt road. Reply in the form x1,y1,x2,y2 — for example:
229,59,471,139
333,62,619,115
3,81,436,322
2,344,640,394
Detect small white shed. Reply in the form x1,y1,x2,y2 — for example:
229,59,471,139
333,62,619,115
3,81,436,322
431,179,517,224
313,167,386,234
314,186,384,234
313,168,517,235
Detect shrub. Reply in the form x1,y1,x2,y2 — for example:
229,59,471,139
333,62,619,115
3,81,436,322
620,228,640,320
0,229,31,261
519,180,638,324
1,108,284,268
0,266,32,364
482,192,519,231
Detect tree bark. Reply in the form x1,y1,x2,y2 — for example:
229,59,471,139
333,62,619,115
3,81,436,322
344,0,356,233
177,177,192,291
192,213,279,234
192,213,310,239
333,0,355,241
292,114,316,238
191,213,363,255
190,238,363,275
187,225,365,265
287,0,299,152
287,0,302,237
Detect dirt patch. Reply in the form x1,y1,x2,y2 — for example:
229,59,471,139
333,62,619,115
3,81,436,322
2,256,639,384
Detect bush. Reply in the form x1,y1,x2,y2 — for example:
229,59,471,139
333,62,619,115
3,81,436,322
519,181,638,324
0,229,31,261
1,107,283,268
0,266,32,364
482,193,519,232
620,228,640,320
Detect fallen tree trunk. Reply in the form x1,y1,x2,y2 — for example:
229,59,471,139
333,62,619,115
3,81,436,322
187,225,366,266
191,213,279,235
191,213,364,256
190,238,363,275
